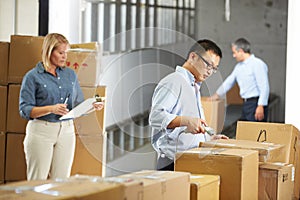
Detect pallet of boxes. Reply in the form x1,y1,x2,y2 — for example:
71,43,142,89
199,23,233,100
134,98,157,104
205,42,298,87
0,35,107,185
175,121,300,200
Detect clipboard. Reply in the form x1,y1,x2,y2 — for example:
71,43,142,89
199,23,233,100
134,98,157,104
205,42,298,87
59,97,99,120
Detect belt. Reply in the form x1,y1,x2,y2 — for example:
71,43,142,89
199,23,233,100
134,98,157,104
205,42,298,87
243,96,259,102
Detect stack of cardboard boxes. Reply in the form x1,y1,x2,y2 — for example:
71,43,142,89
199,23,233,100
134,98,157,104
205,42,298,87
175,122,300,200
0,35,107,183
0,170,191,200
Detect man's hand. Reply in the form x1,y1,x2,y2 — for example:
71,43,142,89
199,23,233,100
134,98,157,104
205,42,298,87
255,105,264,121
184,117,208,134
209,93,220,101
211,134,229,140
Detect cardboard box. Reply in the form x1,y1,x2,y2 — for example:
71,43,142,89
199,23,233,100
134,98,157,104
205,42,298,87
118,170,190,200
6,84,28,133
190,174,220,200
5,133,26,181
259,163,294,200
201,97,225,134
71,134,106,177
236,121,300,199
71,86,107,177
74,86,106,135
0,42,9,85
175,148,259,200
0,178,126,200
84,175,144,200
0,86,7,133
199,139,284,162
66,48,102,87
0,133,5,182
226,83,243,105
8,35,44,83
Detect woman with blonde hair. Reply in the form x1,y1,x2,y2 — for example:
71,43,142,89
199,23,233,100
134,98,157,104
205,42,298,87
19,33,103,180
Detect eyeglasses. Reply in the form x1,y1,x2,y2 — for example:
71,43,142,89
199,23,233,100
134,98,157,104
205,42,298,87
195,53,219,73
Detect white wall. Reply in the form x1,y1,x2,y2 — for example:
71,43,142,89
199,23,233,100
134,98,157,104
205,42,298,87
0,0,38,41
285,0,300,129
196,0,288,122
49,0,81,43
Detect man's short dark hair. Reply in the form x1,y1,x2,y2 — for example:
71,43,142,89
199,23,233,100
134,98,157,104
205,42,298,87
188,39,223,59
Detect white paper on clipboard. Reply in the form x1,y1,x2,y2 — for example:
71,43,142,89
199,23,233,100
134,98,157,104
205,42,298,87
59,98,96,120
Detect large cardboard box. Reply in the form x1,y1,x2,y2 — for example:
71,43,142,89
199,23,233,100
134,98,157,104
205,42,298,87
118,170,190,200
236,121,300,199
0,42,9,85
93,175,144,200
0,86,7,133
0,178,126,200
201,97,225,134
259,163,294,200
190,174,220,200
0,133,5,182
8,35,44,83
175,148,259,200
226,83,243,105
5,133,26,182
6,84,28,133
66,48,102,87
71,134,106,177
199,139,284,162
74,86,106,135
71,86,107,177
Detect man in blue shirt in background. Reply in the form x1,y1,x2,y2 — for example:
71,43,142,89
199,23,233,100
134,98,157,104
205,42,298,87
211,38,270,122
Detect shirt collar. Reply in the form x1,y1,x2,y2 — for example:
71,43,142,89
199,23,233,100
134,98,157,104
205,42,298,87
175,65,201,87
241,54,255,65
36,62,64,73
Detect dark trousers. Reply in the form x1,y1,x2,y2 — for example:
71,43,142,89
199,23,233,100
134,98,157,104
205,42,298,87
240,99,268,122
156,154,174,171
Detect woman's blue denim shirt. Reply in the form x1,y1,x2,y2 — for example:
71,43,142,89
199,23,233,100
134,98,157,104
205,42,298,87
19,62,84,122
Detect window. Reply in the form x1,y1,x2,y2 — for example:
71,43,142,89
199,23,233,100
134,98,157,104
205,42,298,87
81,0,196,53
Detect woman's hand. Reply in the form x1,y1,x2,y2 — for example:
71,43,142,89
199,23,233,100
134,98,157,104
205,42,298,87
93,101,104,111
52,104,69,115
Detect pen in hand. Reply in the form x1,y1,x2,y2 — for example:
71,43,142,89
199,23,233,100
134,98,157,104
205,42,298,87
64,93,70,104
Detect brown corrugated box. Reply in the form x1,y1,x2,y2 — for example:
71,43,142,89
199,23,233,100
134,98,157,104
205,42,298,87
0,42,9,85
74,86,106,135
0,178,126,200
5,133,26,182
175,147,259,200
8,35,44,84
201,97,225,134
71,86,107,177
118,170,191,200
190,174,220,200
0,133,5,182
199,139,284,162
226,83,243,105
66,47,102,87
236,121,300,199
6,84,28,133
0,86,7,133
71,134,106,177
259,162,294,200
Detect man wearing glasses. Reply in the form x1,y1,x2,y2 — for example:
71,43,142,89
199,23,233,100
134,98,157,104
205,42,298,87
211,38,269,122
149,39,228,171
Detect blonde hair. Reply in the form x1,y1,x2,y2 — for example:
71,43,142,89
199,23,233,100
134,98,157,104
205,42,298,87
41,33,70,70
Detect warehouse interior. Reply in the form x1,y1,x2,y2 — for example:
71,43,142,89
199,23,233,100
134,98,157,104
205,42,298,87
0,0,299,199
